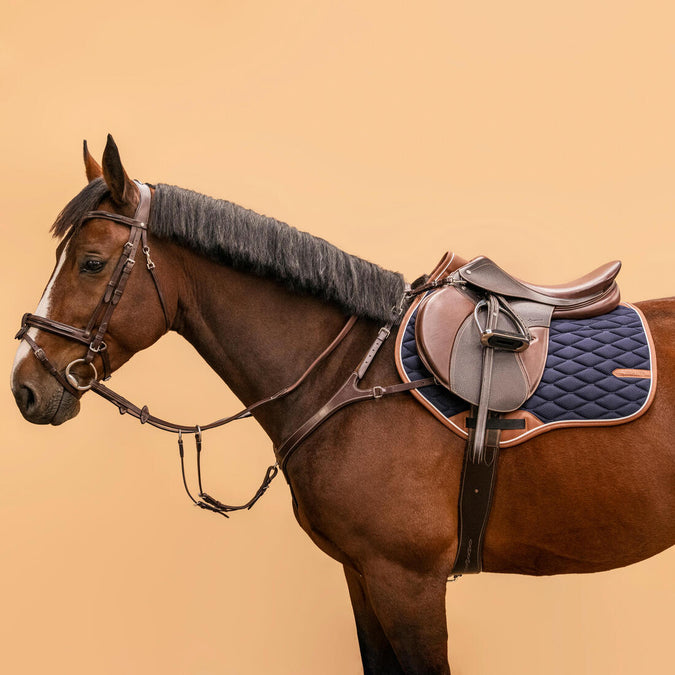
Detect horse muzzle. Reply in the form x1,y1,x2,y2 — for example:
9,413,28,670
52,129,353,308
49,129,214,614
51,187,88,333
11,359,81,425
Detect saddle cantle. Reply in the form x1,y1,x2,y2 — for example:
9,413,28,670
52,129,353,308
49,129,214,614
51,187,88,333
395,252,654,576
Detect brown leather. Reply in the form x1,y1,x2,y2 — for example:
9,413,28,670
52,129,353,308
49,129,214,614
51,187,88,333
412,252,624,576
17,182,159,385
516,326,549,396
275,373,435,472
415,287,554,412
551,283,620,318
90,315,360,434
276,315,436,472
428,251,468,282
517,260,621,300
452,409,501,575
612,368,651,379
456,256,621,314
414,287,476,389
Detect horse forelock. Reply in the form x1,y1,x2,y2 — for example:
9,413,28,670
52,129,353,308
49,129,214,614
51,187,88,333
51,178,111,239
148,184,406,323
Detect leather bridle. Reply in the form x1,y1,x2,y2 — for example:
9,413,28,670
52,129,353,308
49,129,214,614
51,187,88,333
16,182,435,517
16,182,170,396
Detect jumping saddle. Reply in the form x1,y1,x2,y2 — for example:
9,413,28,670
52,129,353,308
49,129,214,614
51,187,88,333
410,252,621,574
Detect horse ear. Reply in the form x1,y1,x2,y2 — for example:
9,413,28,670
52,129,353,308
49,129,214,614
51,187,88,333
83,140,103,182
102,134,135,206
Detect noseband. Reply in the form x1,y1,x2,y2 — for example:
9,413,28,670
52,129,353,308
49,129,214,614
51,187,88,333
16,182,170,395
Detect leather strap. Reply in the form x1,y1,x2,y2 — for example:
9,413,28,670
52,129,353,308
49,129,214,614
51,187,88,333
18,183,167,384
276,308,435,471
89,315,359,433
17,330,81,396
276,372,435,473
470,295,499,462
451,408,501,574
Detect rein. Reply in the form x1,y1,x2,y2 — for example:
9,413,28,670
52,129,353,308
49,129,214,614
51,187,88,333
16,182,434,517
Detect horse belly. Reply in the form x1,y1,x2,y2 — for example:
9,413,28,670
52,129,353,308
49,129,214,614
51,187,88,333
483,414,675,575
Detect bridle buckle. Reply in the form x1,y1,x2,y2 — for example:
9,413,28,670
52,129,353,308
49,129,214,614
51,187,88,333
88,340,107,353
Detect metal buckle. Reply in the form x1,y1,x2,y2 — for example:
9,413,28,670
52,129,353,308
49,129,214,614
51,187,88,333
65,359,98,391
142,246,156,270
372,385,385,399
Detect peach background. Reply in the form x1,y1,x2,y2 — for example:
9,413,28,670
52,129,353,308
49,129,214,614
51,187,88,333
1,2,674,673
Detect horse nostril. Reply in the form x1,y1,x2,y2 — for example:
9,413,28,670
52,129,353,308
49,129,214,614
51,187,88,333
16,384,38,413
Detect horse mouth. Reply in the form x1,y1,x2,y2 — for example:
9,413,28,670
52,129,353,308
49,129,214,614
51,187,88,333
49,389,81,425
14,383,81,425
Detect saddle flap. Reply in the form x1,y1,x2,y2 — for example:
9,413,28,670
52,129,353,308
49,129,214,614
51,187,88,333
414,285,475,390
415,286,552,412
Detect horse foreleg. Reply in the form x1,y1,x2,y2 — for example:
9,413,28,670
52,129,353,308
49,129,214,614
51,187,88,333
344,565,405,674
358,559,451,674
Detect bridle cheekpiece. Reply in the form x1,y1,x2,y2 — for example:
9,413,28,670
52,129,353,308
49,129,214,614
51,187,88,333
16,181,170,395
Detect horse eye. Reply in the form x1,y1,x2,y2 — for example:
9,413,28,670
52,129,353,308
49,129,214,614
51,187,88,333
81,259,106,274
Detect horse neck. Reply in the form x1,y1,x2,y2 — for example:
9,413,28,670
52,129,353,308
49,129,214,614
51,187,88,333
170,246,375,444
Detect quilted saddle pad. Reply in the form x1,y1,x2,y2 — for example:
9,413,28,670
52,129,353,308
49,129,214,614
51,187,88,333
395,302,656,447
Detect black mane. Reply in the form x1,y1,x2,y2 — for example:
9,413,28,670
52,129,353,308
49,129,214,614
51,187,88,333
52,180,406,322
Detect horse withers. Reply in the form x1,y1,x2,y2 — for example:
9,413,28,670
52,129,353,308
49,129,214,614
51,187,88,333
11,136,675,674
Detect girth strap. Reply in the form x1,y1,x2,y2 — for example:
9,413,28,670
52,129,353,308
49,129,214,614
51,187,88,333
452,409,502,575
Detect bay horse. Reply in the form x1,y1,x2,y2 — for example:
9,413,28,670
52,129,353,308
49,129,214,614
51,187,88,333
11,136,675,674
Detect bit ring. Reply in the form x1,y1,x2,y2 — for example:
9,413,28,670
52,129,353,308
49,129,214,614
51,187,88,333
65,359,98,391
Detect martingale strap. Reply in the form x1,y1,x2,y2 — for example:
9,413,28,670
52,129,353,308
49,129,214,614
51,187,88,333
275,318,436,472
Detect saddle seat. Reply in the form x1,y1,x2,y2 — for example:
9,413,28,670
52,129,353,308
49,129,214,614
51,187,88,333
414,253,622,414
516,260,621,301
456,256,621,318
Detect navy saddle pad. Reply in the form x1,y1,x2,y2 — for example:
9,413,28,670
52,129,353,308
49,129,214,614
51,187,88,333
396,302,655,447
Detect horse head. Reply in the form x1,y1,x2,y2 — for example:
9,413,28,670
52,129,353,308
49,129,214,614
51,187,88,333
11,136,174,424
